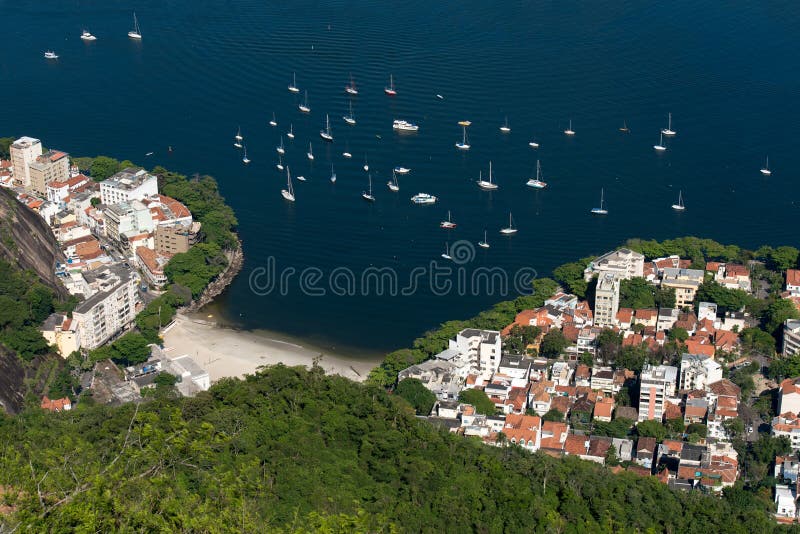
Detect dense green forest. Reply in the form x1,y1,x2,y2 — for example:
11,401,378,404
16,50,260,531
0,365,790,532
369,236,800,386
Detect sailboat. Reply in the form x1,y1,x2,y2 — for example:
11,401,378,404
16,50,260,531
477,162,499,190
654,132,666,151
384,74,397,96
441,243,452,260
242,145,250,165
564,119,575,136
345,74,358,95
478,230,490,249
269,113,277,127
307,142,314,160
288,72,300,93
362,174,375,202
500,213,517,235
276,136,285,155
320,114,334,141
299,91,311,113
287,124,295,139
619,120,629,133
297,175,306,182
591,188,608,215
760,156,772,176
455,126,471,150
387,170,399,192
440,210,457,229
499,117,511,133
529,139,540,148
363,155,369,172
330,165,337,183
44,51,59,59
276,154,284,171
342,146,352,158
343,102,356,125
671,190,685,211
80,30,97,41
281,168,295,202
128,12,142,40
233,127,243,149
526,160,547,189
661,112,676,136
394,166,411,174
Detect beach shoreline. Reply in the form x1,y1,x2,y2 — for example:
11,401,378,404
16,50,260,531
161,314,381,383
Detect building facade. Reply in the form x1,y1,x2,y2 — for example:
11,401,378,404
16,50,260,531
28,150,70,196
9,136,42,187
594,272,620,327
71,265,139,349
638,364,678,422
679,353,723,392
100,168,158,205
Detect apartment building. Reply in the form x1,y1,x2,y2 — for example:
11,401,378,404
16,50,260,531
71,264,139,349
154,221,201,254
28,150,70,196
100,168,158,205
594,272,620,327
583,248,645,281
660,268,704,307
9,136,42,187
783,319,800,357
638,364,678,422
679,353,722,391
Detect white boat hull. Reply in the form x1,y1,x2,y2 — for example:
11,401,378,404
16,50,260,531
590,208,608,215
654,145,666,151
760,169,771,176
671,205,685,211
529,142,539,148
477,181,498,190
526,180,547,189
128,32,142,40
662,129,676,136
281,191,295,202
500,229,517,235
455,143,471,151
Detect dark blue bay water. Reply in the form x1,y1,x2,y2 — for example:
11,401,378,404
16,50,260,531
2,0,799,355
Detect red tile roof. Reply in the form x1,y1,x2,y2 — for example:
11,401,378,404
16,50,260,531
788,269,800,287
40,396,71,412
564,434,589,456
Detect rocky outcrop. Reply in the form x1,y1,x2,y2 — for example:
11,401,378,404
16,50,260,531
0,187,66,295
0,345,26,414
183,236,244,313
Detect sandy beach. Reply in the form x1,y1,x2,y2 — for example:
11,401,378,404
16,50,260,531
162,314,381,383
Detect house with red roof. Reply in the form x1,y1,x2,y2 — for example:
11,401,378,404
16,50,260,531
41,396,72,412
787,269,800,297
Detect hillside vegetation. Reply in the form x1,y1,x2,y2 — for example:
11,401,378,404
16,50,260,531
0,365,787,533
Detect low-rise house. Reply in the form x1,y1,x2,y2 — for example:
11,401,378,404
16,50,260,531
772,413,800,450
697,302,719,324
660,268,704,307
612,438,634,462
502,413,541,451
722,311,746,332
40,396,72,412
633,308,658,329
590,367,615,393
136,247,172,288
398,359,466,400
539,421,568,452
636,437,657,470
783,319,800,357
787,269,800,297
550,361,573,387
574,364,591,387
679,353,723,392
780,379,800,416
527,381,552,415
584,436,613,464
775,484,797,520
593,396,614,422
684,398,708,425
656,308,680,332
40,313,81,357
564,434,590,458
497,355,535,380
775,455,800,484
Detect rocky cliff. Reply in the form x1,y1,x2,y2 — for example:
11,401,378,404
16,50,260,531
0,187,67,413
0,186,66,295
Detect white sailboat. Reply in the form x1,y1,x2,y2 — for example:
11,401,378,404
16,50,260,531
500,212,517,235
661,112,676,136
477,162,499,190
345,74,358,95
441,242,452,260
619,120,629,133
276,136,285,155
478,230,490,249
299,91,311,113
330,165,337,183
529,139,540,148
362,174,375,202
242,145,250,165
343,102,356,125
387,170,399,192
564,119,575,136
342,147,352,158
269,112,277,127
526,160,547,189
394,166,410,174
760,156,772,176
234,126,243,142
288,72,300,93
80,30,97,41
297,175,306,182
287,124,295,139
384,74,397,96
455,126,471,151
307,142,314,160
320,114,334,141
591,188,608,215
499,117,511,133
671,190,685,211
654,132,666,151
128,12,142,40
281,168,295,202
44,51,59,59
440,210,457,229
276,154,284,171
363,155,369,172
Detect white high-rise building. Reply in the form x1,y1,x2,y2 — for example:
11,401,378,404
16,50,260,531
638,364,678,422
583,248,645,281
9,136,43,187
446,328,502,380
594,272,620,328
71,264,139,350
100,168,158,205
